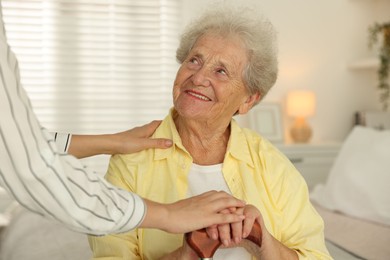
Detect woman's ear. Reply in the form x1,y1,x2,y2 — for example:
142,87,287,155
238,92,260,115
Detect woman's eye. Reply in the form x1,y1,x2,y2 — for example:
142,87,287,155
189,58,199,64
217,68,227,75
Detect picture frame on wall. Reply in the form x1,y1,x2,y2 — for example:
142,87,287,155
355,111,390,130
249,103,284,143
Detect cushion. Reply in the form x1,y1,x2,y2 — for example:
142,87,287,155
0,206,91,260
310,126,390,226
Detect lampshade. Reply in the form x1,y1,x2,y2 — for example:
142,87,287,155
286,91,316,118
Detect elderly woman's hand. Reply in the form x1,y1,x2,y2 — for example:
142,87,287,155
206,204,264,247
204,205,299,260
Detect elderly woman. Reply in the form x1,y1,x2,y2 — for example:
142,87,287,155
88,5,331,260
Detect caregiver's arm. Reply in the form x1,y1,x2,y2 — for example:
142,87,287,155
142,191,245,233
0,5,244,236
0,34,244,236
64,121,173,159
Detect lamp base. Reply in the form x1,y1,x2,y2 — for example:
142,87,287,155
290,117,312,143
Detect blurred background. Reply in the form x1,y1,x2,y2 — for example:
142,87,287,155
1,2,389,259
2,0,390,172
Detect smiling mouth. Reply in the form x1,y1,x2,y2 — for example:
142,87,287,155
185,90,211,101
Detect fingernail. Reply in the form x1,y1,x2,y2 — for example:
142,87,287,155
223,239,229,247
165,140,173,146
234,237,241,244
212,233,218,240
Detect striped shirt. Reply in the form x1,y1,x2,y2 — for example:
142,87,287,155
53,132,72,153
0,4,145,235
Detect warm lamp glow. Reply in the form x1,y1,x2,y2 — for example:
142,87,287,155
286,91,316,143
287,91,316,118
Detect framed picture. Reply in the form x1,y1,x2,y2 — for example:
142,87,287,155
355,111,390,130
249,103,284,143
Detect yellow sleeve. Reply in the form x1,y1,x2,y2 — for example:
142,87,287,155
87,155,141,259
275,160,332,259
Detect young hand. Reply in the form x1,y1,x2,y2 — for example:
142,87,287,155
112,120,173,154
141,190,246,234
68,120,172,158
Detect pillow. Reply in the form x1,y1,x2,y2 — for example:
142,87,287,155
310,126,390,226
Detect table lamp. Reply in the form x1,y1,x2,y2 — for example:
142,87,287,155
286,90,316,143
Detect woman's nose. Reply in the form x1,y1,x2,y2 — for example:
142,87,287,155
192,67,211,87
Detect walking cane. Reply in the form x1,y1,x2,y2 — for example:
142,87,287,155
185,222,262,260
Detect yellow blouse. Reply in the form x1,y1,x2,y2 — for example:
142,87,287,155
88,110,332,260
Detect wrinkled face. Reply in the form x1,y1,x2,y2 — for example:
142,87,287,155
173,33,258,124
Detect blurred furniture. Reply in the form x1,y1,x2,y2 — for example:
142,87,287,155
310,111,390,260
276,143,341,190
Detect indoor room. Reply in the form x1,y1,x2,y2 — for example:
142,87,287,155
1,0,389,259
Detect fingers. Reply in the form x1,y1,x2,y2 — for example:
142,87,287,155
218,223,231,247
242,215,256,238
193,191,246,231
214,212,245,226
241,205,260,238
159,191,246,233
215,208,232,247
142,138,173,150
230,219,243,244
138,120,163,137
208,203,262,249
130,120,173,150
200,190,246,210
218,207,243,247
196,191,246,229
205,225,219,240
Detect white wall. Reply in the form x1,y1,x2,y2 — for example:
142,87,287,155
181,0,390,143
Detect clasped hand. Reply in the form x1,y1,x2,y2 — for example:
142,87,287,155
206,204,262,247
181,204,265,259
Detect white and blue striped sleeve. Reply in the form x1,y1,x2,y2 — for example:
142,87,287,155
0,3,145,235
